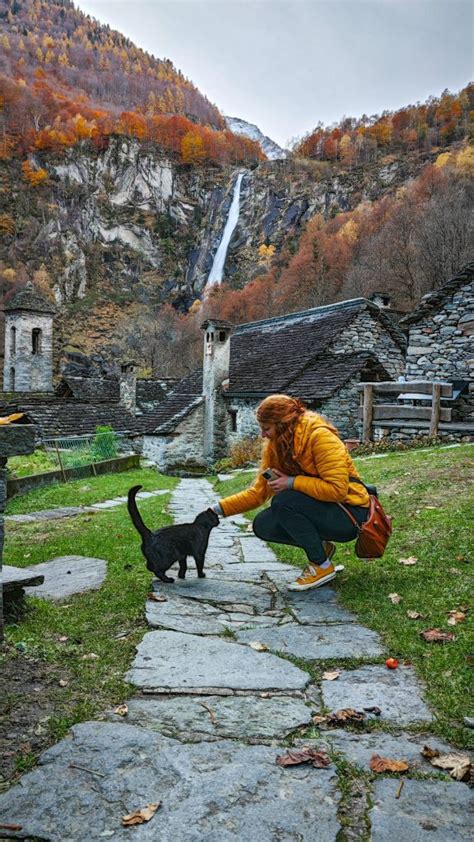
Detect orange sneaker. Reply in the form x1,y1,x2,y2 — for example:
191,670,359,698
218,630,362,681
287,562,336,591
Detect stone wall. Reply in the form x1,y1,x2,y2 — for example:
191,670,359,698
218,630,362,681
143,404,206,473
331,309,406,379
405,281,474,382
3,312,53,392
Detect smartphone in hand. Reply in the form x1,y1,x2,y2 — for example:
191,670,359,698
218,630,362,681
262,468,279,481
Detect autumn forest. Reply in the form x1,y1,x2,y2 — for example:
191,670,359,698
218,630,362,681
0,0,473,376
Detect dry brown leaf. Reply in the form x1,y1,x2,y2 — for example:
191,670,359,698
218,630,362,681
114,704,128,717
249,641,268,652
406,610,425,620
322,671,340,681
364,706,382,716
58,635,69,642
447,610,467,626
420,628,455,643
81,653,99,660
430,752,472,781
369,754,409,773
388,593,402,604
399,556,418,566
328,708,366,724
147,593,167,602
312,714,327,725
58,678,69,687
421,745,440,759
121,803,161,826
276,747,331,768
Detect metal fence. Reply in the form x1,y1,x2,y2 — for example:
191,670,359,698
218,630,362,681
43,430,133,477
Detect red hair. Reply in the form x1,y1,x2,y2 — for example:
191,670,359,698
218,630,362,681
256,394,306,473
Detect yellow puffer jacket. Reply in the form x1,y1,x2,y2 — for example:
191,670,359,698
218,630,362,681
219,412,369,517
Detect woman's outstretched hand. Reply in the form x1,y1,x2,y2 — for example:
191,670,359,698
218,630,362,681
266,469,291,493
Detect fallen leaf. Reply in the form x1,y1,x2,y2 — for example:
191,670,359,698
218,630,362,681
447,610,467,626
147,593,167,602
420,628,455,643
388,593,402,604
328,708,366,724
399,556,418,566
322,671,340,681
370,754,409,773
425,506,438,510
114,704,128,717
312,714,327,725
0,825,23,832
249,641,268,652
81,653,99,660
421,745,439,759
276,747,331,768
406,610,425,620
429,751,472,782
364,706,382,716
58,679,69,687
121,803,161,826
58,635,69,642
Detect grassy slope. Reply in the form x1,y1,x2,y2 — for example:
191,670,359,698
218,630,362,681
214,445,474,748
5,467,177,514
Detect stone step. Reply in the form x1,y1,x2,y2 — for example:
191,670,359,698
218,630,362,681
126,630,310,693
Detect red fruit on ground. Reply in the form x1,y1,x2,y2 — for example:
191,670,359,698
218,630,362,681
385,658,399,669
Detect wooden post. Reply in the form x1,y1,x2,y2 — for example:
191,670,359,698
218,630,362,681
430,383,442,437
54,442,67,483
362,384,374,443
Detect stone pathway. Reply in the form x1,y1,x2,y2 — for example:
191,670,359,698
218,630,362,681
0,477,471,840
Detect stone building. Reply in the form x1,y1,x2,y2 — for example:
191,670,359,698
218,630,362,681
142,298,406,471
3,283,55,393
400,263,473,384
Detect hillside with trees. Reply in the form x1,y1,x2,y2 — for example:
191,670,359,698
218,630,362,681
0,0,264,165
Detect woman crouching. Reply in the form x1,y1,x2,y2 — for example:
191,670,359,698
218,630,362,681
213,394,369,591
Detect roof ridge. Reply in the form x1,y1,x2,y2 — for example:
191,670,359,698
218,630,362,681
234,298,369,332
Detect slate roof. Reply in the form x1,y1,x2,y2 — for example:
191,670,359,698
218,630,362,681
227,298,405,395
56,377,120,402
5,285,56,315
142,370,203,434
137,378,179,405
0,399,143,439
284,352,391,402
400,263,474,327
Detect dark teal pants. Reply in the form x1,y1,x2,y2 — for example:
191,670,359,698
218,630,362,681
253,489,369,564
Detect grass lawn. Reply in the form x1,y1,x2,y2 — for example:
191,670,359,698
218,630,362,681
6,466,178,515
214,444,474,749
0,467,177,786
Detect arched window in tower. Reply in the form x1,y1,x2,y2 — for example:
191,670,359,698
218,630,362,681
10,326,16,356
10,367,15,391
32,328,42,355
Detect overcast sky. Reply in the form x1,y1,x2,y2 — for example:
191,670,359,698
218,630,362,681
75,0,473,148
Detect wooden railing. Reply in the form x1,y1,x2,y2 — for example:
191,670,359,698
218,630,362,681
358,381,453,442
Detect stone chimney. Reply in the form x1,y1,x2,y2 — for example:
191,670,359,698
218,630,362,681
200,319,233,462
369,292,391,309
119,362,138,415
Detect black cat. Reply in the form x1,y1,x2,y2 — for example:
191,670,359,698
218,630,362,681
127,485,219,583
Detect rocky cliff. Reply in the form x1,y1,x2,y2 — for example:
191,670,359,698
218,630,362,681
1,137,440,366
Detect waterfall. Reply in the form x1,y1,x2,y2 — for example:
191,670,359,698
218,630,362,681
206,172,244,287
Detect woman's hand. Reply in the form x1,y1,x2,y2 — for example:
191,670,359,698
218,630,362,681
267,469,291,493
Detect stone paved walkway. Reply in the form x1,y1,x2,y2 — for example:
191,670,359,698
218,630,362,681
0,478,471,840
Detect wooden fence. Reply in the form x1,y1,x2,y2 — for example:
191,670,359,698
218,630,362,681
358,381,453,442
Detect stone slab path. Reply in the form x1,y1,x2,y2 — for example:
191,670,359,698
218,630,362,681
0,477,471,840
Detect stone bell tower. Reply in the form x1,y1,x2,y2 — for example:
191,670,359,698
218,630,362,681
3,282,56,392
201,318,233,463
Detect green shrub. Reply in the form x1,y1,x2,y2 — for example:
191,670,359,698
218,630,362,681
91,426,118,461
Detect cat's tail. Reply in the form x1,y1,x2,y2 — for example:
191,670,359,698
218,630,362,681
127,485,151,540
